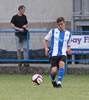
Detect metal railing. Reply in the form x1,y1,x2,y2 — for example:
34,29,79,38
0,30,49,62
0,30,89,73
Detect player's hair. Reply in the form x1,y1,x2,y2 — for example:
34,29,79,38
18,5,25,10
56,17,65,23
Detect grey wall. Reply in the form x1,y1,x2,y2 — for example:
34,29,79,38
0,0,72,51
0,0,72,22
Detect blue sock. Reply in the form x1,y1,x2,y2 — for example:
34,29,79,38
50,72,56,81
58,68,65,84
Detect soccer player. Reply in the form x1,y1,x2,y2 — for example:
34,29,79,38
43,17,72,88
11,5,29,67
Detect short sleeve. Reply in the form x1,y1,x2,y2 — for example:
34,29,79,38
11,16,15,24
24,15,28,24
44,29,52,41
68,32,71,46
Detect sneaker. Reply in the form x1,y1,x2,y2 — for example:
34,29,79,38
51,80,57,88
18,63,23,71
57,84,62,88
24,63,29,67
18,63,22,67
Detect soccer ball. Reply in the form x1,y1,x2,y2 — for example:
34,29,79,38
32,74,43,85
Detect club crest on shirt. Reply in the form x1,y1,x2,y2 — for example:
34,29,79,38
66,34,68,37
56,32,58,34
54,37,67,43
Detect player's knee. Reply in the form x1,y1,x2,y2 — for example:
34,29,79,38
59,61,65,68
51,70,57,75
51,67,57,75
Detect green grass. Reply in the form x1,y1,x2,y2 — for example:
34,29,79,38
0,74,89,100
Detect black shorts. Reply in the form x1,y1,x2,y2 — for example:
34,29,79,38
49,55,66,68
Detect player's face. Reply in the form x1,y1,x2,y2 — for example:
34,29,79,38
57,21,65,31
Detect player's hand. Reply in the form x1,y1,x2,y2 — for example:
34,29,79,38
19,28,24,32
45,48,49,56
67,49,72,55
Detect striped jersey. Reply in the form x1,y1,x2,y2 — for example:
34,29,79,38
44,28,71,57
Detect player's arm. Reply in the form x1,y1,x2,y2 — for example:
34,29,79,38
67,45,72,55
67,33,72,55
43,39,49,56
11,23,24,32
43,29,52,56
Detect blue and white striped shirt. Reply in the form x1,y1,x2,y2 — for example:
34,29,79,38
44,28,71,57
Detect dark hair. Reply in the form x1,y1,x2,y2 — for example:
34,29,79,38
56,17,65,23
18,5,25,10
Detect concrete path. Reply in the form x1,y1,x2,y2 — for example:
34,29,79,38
0,63,89,74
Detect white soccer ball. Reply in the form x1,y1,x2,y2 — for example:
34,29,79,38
32,74,43,85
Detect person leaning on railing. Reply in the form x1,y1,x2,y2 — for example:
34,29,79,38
10,5,29,67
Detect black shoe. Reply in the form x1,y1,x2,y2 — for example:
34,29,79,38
18,63,22,67
51,80,57,88
24,63,29,67
18,63,23,71
57,84,62,88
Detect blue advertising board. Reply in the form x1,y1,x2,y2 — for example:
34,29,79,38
71,34,89,55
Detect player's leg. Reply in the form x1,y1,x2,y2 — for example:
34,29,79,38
51,67,58,87
57,56,66,88
51,67,57,81
50,56,59,87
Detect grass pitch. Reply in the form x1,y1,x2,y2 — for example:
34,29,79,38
0,74,89,100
